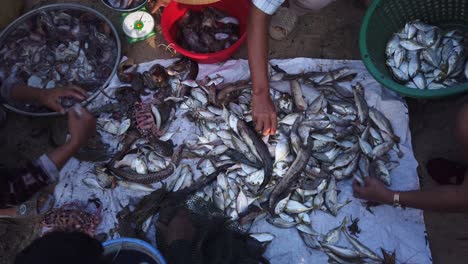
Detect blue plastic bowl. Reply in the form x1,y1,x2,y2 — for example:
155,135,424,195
103,238,166,264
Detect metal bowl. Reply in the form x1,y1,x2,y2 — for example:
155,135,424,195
0,3,121,117
101,0,148,12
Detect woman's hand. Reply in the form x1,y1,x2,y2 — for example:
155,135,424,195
252,93,277,136
38,86,87,114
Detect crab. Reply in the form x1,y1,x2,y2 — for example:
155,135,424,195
41,199,102,237
134,101,161,138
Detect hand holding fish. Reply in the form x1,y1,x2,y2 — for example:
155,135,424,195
68,107,96,148
38,86,88,114
353,177,394,204
252,93,277,136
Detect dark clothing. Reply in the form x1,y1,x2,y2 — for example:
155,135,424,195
169,240,197,264
0,155,58,208
15,231,192,264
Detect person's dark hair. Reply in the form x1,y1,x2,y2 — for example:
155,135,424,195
15,231,107,264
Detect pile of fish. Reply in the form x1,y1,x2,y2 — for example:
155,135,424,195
105,0,145,9
176,7,240,53
386,20,468,89
85,58,402,261
151,65,401,261
0,9,118,112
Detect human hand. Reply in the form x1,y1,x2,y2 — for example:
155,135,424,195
147,0,170,14
353,177,394,204
252,93,277,136
38,86,87,114
67,106,96,148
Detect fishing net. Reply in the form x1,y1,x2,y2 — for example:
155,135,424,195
156,195,270,264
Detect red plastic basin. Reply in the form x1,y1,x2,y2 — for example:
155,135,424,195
161,0,249,64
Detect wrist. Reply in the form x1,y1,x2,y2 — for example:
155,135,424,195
35,89,47,104
382,190,395,205
66,138,82,150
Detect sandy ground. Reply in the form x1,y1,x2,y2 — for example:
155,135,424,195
1,0,468,263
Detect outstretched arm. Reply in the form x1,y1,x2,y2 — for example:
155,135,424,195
353,176,468,212
247,5,278,136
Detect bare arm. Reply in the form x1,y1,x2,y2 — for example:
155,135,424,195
247,6,277,135
353,176,468,212
47,141,81,170
248,5,270,99
48,107,96,170
399,180,468,211
10,83,47,103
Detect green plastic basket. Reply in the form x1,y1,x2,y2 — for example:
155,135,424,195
360,0,468,98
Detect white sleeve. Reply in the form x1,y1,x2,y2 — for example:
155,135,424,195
36,154,60,182
252,0,285,15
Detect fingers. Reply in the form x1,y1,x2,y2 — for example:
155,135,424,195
69,85,88,98
255,116,264,132
262,117,271,136
352,181,363,198
270,114,277,135
63,89,86,101
55,103,66,115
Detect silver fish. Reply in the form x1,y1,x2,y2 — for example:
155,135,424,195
323,218,346,245
306,93,327,115
322,244,366,259
400,39,425,50
371,141,395,157
371,160,391,186
352,83,368,124
290,80,307,112
296,224,319,236
274,136,290,164
342,226,382,261
267,217,297,228
393,48,405,68
285,200,313,214
325,176,338,216
232,135,258,163
250,233,275,243
299,232,321,250
408,51,420,78
328,150,357,171
117,181,155,192
369,108,399,143
274,193,291,215
313,190,324,208
413,73,427,89
386,35,400,56
82,177,104,190
390,67,409,82
279,113,301,126
236,189,248,214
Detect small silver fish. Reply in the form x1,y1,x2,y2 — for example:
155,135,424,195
400,40,425,51
325,176,338,216
267,217,297,228
323,218,346,245
249,233,275,243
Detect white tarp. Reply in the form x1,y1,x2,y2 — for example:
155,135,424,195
54,58,432,264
